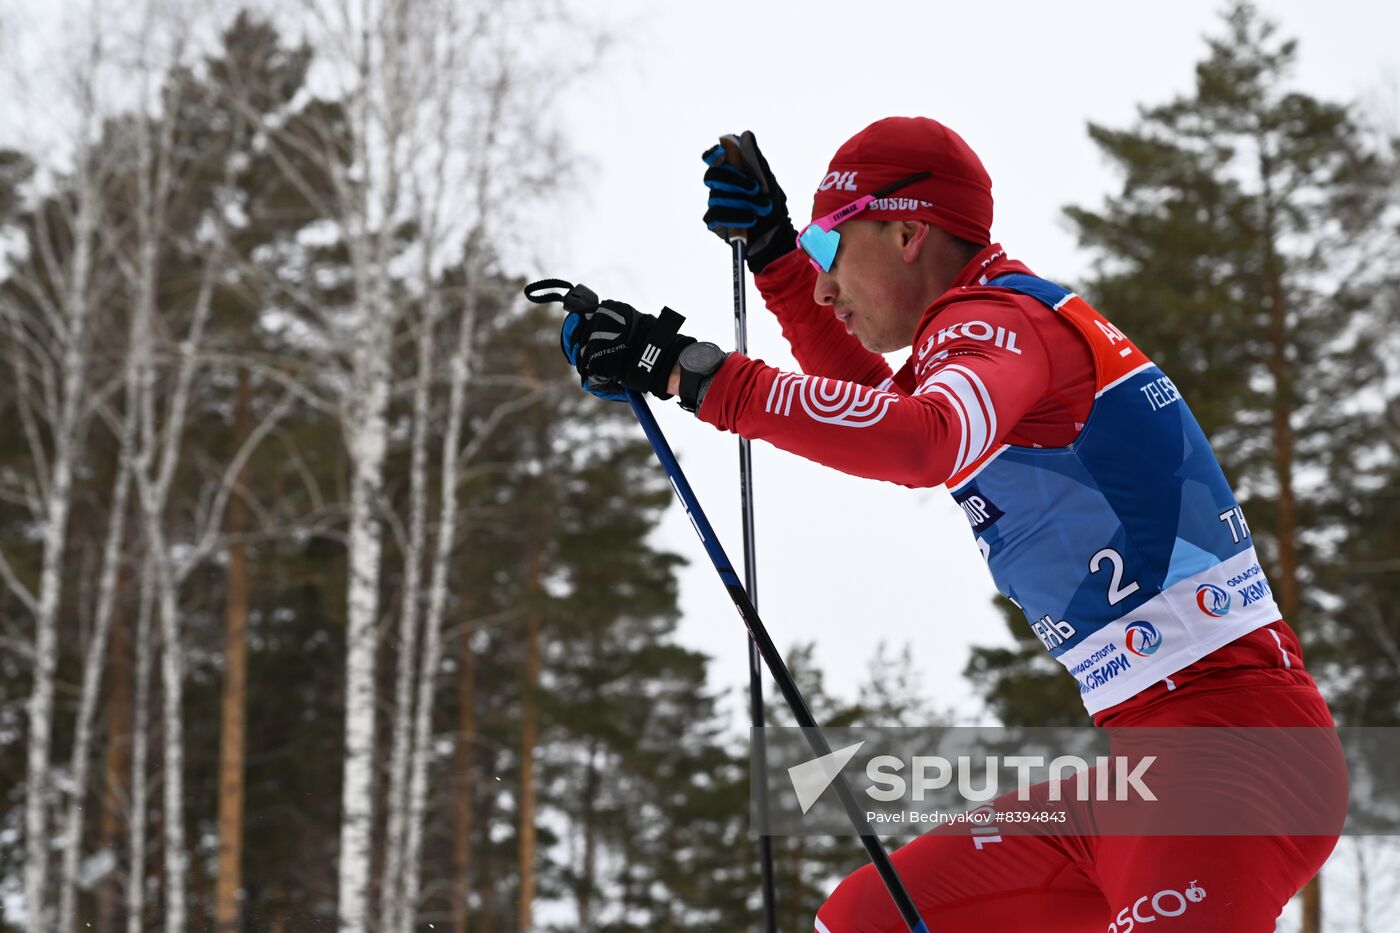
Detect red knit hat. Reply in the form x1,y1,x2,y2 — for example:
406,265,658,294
810,117,993,246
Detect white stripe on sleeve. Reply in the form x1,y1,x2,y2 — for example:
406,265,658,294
916,364,996,473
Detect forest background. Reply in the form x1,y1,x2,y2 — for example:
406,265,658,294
1,1,1397,931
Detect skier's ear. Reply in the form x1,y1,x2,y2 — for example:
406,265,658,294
897,221,931,264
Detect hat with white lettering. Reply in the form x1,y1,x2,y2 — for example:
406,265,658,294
812,116,993,245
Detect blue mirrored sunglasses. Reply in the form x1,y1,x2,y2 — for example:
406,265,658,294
795,171,932,272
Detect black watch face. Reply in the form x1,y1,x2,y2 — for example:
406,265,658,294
681,342,726,373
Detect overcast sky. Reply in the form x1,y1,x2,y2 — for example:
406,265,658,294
536,0,1400,728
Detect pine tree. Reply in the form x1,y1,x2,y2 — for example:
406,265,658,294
1313,287,1400,726
1064,1,1398,713
967,4,1400,929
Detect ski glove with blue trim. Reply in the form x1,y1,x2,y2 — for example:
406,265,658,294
555,282,695,402
702,130,797,274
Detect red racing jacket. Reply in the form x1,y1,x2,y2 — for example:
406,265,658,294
696,243,1314,722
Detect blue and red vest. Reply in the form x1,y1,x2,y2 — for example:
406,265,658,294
948,274,1281,713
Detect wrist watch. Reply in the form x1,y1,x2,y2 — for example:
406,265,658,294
677,341,728,413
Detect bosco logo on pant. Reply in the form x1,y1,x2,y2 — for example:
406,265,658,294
1108,881,1208,932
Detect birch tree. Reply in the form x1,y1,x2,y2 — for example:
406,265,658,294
252,7,420,927
393,6,572,930
125,558,156,933
0,3,122,922
251,2,583,928
99,15,305,930
122,32,208,929
55,372,136,933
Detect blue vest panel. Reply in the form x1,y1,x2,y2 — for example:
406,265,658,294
951,274,1281,713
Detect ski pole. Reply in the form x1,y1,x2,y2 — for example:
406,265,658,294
718,133,779,933
623,389,931,933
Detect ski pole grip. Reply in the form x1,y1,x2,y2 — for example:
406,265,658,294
720,134,748,245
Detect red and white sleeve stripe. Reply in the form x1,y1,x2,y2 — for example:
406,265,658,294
914,363,998,475
696,294,1054,488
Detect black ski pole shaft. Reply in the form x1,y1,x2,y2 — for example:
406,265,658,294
624,390,931,933
719,130,779,933
733,241,779,933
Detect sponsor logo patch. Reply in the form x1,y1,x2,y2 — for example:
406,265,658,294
869,196,933,211
953,486,1005,531
1238,578,1273,607
1195,583,1232,618
1226,563,1263,588
817,170,859,192
1139,375,1182,412
1124,621,1163,657
1075,647,1131,689
1108,881,1208,932
917,320,1024,360
1032,614,1077,651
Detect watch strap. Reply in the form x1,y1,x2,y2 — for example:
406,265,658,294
679,343,728,413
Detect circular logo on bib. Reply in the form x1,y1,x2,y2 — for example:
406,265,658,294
1125,621,1163,656
1195,584,1231,618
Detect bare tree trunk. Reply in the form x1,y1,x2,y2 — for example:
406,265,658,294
450,613,476,933
331,2,410,924
152,540,189,933
577,739,599,933
57,438,134,932
54,252,140,927
214,370,253,932
22,336,80,933
379,280,434,933
17,37,105,930
1264,243,1301,623
387,333,435,933
125,14,197,927
1260,150,1316,933
337,314,393,933
126,562,156,933
136,181,223,933
97,584,133,933
399,283,483,933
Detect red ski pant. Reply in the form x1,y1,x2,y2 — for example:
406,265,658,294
814,675,1343,933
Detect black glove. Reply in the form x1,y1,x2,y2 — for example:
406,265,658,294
702,130,797,274
557,286,695,402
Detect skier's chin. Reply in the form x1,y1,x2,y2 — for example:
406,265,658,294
857,331,896,354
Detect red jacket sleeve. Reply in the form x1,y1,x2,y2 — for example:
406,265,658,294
697,291,1053,488
752,250,894,387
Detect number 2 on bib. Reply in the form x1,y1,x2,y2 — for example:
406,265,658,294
1089,547,1140,606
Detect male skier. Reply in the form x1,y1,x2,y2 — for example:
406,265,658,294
556,116,1343,931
